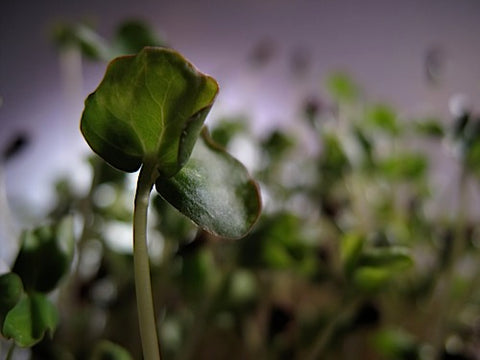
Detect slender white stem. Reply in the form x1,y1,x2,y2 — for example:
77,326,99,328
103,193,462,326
134,162,161,360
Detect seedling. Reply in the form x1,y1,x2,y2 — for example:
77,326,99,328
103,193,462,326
80,46,261,359
0,217,74,358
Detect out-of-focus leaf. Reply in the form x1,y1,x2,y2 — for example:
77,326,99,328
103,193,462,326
412,118,445,138
81,47,218,176
88,155,127,186
326,72,360,103
358,247,413,269
2,292,58,347
113,20,166,56
319,133,350,183
239,212,315,274
372,328,419,360
262,130,296,161
379,153,427,181
12,217,75,293
0,273,23,325
352,126,374,168
210,117,248,148
353,267,394,292
340,233,364,276
365,104,400,135
353,246,413,292
156,130,261,239
352,245,413,292
466,140,480,176
90,340,133,360
53,23,111,60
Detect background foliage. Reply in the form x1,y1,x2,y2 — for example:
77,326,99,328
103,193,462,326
1,20,480,360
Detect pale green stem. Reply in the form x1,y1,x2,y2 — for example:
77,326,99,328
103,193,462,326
134,162,161,360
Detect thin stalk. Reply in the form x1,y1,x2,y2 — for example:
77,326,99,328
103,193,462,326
433,168,468,357
6,341,15,360
0,165,19,266
134,161,161,360
304,298,360,360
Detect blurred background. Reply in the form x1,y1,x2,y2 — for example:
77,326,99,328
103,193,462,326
1,0,479,211
1,1,480,359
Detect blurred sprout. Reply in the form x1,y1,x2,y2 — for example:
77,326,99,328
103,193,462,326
113,20,167,56
412,118,445,138
53,19,167,62
365,103,401,135
340,232,365,276
262,130,296,161
326,72,360,103
12,216,75,293
378,153,427,181
210,117,248,148
53,22,111,60
373,328,419,360
318,133,350,184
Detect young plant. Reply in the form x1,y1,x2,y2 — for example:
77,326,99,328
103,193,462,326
80,47,261,359
0,217,74,358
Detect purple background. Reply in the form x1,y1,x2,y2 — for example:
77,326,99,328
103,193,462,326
1,0,480,211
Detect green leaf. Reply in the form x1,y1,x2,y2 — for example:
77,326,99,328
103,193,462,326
155,129,261,239
2,292,58,347
12,217,75,293
358,247,413,269
365,103,400,135
262,130,296,161
372,328,419,360
326,72,360,103
0,273,24,325
412,118,445,137
81,47,219,176
340,233,364,276
238,212,313,272
210,117,248,148
353,267,394,292
352,126,374,166
466,140,480,175
91,340,133,360
113,20,166,56
319,133,350,183
379,153,427,181
352,247,412,292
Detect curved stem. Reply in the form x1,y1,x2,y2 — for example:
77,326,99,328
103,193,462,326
134,162,161,360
